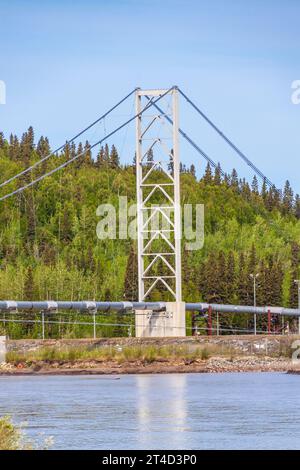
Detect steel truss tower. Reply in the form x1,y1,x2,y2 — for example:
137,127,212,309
135,87,182,303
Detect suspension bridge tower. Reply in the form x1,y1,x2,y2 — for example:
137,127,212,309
135,87,186,337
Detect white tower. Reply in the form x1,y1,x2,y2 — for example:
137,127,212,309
135,88,185,337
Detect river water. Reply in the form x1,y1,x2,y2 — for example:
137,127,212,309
0,372,299,450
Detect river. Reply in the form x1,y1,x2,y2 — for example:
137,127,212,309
0,372,299,450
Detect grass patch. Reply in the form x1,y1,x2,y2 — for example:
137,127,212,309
199,347,210,360
5,343,227,365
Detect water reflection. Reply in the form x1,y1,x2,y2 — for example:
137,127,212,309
136,374,188,449
1,373,300,449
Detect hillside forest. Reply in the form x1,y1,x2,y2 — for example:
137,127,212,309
0,128,299,337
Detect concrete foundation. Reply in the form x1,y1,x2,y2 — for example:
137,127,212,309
135,302,186,337
0,336,6,363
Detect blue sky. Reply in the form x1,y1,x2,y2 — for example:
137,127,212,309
0,0,299,192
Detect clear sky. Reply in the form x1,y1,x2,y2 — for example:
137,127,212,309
0,0,299,192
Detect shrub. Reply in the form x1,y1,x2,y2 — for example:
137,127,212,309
0,416,53,450
0,416,22,450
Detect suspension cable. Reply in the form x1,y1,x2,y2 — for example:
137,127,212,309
0,88,138,189
178,88,276,189
0,88,173,202
146,93,292,243
144,95,224,174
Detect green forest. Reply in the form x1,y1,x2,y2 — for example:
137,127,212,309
0,127,299,337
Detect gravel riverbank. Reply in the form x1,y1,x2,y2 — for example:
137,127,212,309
0,356,298,375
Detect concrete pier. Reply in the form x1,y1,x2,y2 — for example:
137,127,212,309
0,336,6,363
135,302,186,337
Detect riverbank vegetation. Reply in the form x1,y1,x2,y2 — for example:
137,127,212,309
0,128,299,337
6,344,220,365
5,337,295,368
3,341,297,376
0,416,24,450
0,416,52,450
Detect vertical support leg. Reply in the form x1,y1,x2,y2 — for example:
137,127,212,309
0,336,6,363
254,313,257,336
41,311,45,340
216,312,220,336
93,311,96,339
135,90,144,302
208,306,212,336
268,309,271,335
172,88,182,303
191,312,196,336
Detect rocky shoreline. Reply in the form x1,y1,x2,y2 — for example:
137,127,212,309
1,356,299,376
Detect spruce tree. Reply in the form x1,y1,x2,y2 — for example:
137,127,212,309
24,266,35,300
180,163,187,173
64,142,70,160
214,163,222,185
240,179,251,201
201,252,218,303
96,146,105,167
83,140,92,166
75,142,84,168
290,279,300,310
256,259,267,306
36,136,50,158
271,186,281,211
270,258,284,306
251,175,259,195
104,143,110,164
0,132,5,148
61,203,74,242
110,145,120,169
295,195,300,219
70,142,76,159
230,168,239,190
216,251,227,303
261,178,267,202
20,127,34,172
8,134,20,161
282,180,294,215
189,164,196,178
27,126,35,151
226,251,236,303
124,244,138,301
248,243,257,276
289,243,300,307
203,163,213,184
223,173,230,186
237,253,250,304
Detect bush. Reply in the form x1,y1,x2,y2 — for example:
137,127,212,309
0,416,53,450
0,416,22,450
